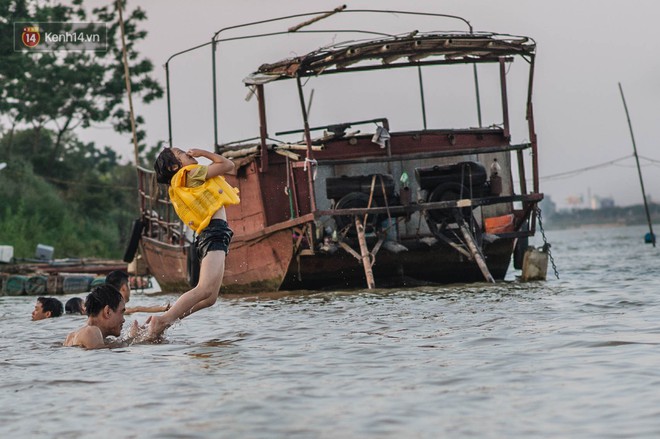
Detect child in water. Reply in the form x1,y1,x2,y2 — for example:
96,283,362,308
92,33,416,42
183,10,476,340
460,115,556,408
149,147,239,337
64,285,135,349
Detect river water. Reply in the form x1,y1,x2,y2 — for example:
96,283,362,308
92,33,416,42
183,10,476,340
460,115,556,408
1,225,659,438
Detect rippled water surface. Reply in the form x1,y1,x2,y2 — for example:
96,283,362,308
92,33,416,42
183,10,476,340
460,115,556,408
2,225,660,438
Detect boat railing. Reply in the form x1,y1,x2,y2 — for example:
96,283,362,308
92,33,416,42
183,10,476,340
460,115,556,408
136,166,187,247
311,143,531,166
316,192,541,234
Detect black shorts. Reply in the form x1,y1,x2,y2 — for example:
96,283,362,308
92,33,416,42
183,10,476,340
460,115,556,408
196,219,234,260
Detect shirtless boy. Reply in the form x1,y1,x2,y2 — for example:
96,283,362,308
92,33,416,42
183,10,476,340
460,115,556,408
64,284,134,349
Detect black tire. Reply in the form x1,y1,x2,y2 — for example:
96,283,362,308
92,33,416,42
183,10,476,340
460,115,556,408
427,182,470,223
335,192,379,234
513,221,529,269
123,219,144,263
187,239,200,288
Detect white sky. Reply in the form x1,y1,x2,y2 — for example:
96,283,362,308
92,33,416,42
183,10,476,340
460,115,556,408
78,0,660,209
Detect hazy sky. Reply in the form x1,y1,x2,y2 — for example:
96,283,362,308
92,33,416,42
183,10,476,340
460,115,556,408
79,0,660,209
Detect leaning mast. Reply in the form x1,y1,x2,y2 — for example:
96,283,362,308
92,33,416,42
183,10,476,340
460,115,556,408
618,82,655,247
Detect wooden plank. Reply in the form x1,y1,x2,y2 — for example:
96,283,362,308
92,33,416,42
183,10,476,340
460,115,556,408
355,217,375,289
457,219,495,283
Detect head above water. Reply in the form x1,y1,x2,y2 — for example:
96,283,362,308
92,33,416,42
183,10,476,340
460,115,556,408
84,284,126,338
105,270,131,303
32,297,64,320
65,297,85,315
154,147,199,185
85,285,124,317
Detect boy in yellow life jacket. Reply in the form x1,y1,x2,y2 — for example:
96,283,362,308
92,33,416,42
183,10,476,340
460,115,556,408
150,147,239,337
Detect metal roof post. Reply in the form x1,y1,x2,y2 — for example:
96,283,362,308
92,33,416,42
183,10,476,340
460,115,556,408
295,74,317,212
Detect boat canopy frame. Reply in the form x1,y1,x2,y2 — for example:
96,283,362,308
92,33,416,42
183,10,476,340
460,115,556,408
163,7,539,199
164,7,536,149
245,31,534,82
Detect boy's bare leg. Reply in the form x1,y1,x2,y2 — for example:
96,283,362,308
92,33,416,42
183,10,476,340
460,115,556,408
148,251,226,336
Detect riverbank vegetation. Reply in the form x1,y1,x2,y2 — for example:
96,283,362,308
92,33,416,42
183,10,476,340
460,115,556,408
0,129,143,259
0,0,162,259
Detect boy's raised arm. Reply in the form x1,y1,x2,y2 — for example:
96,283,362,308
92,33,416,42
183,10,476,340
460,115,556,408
187,148,234,177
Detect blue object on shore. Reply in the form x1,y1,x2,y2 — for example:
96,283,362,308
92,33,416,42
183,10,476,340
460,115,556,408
644,232,655,244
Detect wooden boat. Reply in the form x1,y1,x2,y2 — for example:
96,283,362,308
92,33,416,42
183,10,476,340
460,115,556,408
134,8,543,293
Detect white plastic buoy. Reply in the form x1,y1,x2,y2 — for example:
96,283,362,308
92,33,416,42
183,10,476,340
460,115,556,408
489,158,502,195
521,245,549,281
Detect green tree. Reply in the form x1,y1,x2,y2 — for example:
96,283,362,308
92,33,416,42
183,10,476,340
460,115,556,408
0,0,162,163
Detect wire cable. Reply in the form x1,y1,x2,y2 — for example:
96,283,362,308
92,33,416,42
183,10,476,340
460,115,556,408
540,154,633,181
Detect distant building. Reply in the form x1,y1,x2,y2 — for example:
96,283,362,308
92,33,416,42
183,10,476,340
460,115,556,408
600,197,615,208
565,194,584,208
540,195,556,218
590,195,615,209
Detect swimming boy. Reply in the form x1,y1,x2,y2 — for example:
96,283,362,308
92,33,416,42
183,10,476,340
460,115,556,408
32,297,64,320
64,284,133,349
105,270,170,315
149,147,238,337
65,297,85,315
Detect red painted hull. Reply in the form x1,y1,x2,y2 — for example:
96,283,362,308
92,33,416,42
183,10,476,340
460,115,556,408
139,237,189,293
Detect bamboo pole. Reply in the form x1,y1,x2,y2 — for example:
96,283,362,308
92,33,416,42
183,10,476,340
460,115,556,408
116,0,140,168
221,145,259,158
276,144,324,152
355,217,375,289
618,82,656,247
288,5,346,32
457,217,495,283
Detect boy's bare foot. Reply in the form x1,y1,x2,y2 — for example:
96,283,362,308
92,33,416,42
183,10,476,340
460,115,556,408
147,315,170,339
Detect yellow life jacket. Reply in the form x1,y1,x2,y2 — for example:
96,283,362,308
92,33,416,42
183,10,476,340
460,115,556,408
168,164,240,233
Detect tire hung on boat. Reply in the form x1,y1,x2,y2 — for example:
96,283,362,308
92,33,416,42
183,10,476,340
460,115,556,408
334,192,380,235
187,238,200,288
427,182,471,224
123,218,144,263
513,221,529,270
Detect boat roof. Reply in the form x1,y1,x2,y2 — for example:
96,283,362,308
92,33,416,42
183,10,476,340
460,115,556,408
244,31,535,85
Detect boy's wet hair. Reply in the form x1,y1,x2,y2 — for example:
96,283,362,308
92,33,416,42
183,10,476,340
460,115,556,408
85,285,123,317
154,148,181,185
65,297,84,315
105,270,129,291
38,297,63,317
